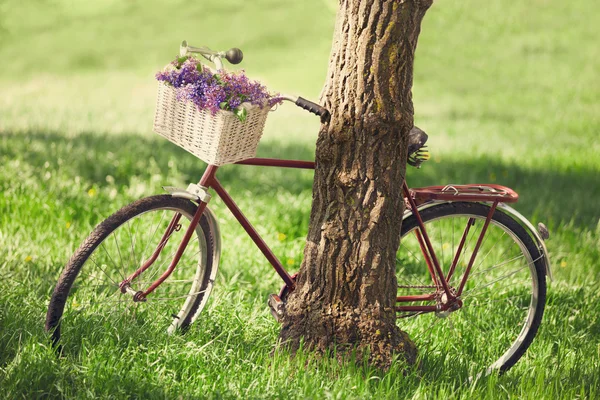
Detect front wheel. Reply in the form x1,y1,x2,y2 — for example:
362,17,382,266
45,195,218,349
397,202,547,374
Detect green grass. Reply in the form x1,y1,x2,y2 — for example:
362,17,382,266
1,0,599,398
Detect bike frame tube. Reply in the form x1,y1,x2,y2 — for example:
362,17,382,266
396,305,438,312
131,160,306,298
397,294,436,302
200,162,297,290
456,201,498,295
414,229,439,286
121,212,183,289
403,181,454,300
131,157,515,312
210,177,296,290
446,217,474,283
235,158,315,169
129,165,219,298
142,200,208,297
397,196,502,311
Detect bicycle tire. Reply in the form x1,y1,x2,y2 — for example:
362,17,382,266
398,201,546,373
45,195,216,347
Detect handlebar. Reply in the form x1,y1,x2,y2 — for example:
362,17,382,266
179,41,331,123
295,97,331,123
180,40,243,67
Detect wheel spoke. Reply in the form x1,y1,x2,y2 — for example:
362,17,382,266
397,245,431,287
87,254,119,286
461,264,530,300
112,230,127,282
140,210,167,265
471,292,531,305
451,220,478,287
127,220,139,269
100,242,125,281
419,314,440,349
439,223,444,271
471,231,507,275
135,237,200,288
468,253,527,279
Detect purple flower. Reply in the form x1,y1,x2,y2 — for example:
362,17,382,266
156,57,282,121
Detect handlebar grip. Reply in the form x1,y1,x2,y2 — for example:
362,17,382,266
295,97,331,123
225,48,243,64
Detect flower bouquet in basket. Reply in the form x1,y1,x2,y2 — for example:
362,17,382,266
153,56,282,165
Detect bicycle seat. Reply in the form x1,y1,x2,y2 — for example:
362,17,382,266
408,126,429,168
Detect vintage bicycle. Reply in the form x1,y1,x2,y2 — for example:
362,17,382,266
46,42,551,374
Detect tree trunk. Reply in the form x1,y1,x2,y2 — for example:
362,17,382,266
279,0,432,369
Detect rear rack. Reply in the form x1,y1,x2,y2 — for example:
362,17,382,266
410,184,519,204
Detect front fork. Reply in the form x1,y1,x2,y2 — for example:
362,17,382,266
119,187,210,302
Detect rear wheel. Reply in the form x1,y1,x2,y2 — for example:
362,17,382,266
45,195,217,349
397,202,546,373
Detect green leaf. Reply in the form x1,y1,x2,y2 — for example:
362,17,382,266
175,56,189,69
234,107,247,123
219,102,228,110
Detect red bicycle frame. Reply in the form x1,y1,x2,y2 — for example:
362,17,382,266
120,158,520,315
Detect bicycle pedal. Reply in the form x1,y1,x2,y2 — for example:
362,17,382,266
267,294,285,323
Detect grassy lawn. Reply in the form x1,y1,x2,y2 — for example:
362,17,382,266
1,0,598,398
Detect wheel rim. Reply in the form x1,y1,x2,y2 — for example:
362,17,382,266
396,210,540,373
53,206,209,348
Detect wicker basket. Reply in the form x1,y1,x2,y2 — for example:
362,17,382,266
153,82,270,165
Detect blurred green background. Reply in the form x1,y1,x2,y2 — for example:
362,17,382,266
0,0,598,398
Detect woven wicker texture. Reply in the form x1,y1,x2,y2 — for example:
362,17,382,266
153,83,270,165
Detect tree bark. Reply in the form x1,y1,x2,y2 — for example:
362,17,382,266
279,0,432,369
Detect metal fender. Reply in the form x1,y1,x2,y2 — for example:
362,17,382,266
403,201,552,281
